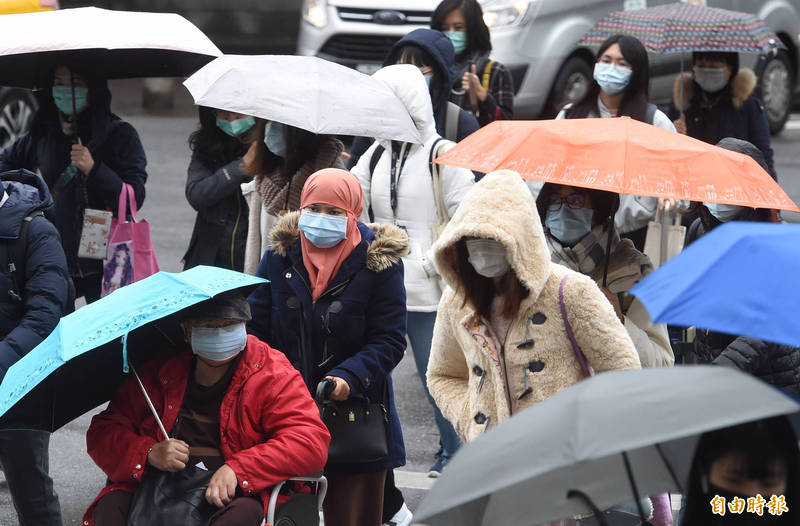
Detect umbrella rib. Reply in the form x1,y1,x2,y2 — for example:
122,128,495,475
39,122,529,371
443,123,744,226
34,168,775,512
622,451,647,522
130,364,169,440
655,443,684,494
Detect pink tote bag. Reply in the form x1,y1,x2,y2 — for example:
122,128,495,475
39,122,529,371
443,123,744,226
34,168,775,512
101,183,158,297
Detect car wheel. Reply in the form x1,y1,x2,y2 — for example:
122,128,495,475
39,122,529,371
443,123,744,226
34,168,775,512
757,50,792,135
542,55,593,118
0,89,37,152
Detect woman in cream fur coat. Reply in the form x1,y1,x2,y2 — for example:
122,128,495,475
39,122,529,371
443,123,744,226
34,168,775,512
426,170,641,443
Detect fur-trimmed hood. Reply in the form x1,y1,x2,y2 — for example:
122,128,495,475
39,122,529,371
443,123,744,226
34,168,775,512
432,170,551,299
673,68,758,111
269,211,409,272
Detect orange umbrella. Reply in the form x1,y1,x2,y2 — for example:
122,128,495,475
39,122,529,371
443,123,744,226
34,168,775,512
436,118,800,212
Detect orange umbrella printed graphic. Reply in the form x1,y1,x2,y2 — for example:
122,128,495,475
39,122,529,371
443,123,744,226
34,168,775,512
436,118,799,212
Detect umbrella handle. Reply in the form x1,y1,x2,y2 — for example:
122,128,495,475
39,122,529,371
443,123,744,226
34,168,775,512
565,490,608,526
130,364,169,441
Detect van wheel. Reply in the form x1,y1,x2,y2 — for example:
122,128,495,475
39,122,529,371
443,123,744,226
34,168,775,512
542,56,593,118
757,50,793,135
0,89,37,151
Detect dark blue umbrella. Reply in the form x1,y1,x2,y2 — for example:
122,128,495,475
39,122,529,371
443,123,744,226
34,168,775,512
629,221,800,347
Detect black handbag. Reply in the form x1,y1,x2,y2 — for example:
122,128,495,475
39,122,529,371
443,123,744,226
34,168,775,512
316,379,388,464
126,465,217,526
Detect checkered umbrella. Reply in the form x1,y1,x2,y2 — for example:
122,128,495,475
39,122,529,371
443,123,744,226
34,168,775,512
579,2,785,55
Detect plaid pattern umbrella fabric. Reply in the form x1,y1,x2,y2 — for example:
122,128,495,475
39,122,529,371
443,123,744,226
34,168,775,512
579,2,785,55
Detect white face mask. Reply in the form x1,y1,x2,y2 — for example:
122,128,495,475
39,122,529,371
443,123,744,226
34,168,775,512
190,322,247,362
466,239,510,278
704,202,743,223
693,66,729,93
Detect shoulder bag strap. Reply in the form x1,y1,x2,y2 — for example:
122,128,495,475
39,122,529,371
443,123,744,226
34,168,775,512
559,275,593,378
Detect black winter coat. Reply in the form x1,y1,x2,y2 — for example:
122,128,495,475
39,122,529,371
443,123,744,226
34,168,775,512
0,78,148,276
687,331,800,397
0,169,68,380
183,153,248,271
672,69,776,179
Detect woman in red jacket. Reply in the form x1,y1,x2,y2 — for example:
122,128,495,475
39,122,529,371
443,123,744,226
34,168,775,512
82,291,330,525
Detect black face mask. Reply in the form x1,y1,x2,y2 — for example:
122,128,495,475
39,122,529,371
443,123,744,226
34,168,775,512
705,484,785,526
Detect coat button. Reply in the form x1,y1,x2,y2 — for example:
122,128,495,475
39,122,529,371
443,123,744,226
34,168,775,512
168,404,173,409
528,360,545,373
365,377,370,386
133,473,138,479
531,312,547,325
254,363,259,368
472,365,484,376
285,272,292,279
242,480,249,487
474,412,487,425
135,464,141,470
162,380,168,385
84,522,89,525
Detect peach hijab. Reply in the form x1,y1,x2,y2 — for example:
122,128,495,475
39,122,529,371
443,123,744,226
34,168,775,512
299,168,364,300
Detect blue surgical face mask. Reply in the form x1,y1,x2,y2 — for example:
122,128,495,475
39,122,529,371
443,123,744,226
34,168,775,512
704,202,743,223
190,322,247,362
593,63,632,96
299,209,348,248
424,75,432,89
216,116,255,137
264,121,287,157
52,86,89,116
445,30,467,55
546,207,594,246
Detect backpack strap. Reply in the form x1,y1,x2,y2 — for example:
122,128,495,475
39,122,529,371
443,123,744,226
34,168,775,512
481,60,495,91
445,102,461,142
367,144,386,222
7,211,43,301
429,137,452,227
645,104,658,125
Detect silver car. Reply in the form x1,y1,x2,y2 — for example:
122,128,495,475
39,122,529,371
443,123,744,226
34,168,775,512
297,0,800,132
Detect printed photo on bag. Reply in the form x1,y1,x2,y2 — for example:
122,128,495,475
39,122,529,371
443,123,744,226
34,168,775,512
101,241,135,297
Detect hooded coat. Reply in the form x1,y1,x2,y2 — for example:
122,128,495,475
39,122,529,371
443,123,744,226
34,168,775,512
346,29,479,168
82,336,330,525
352,64,475,312
427,171,640,442
247,213,410,474
0,169,68,379
673,68,776,179
0,77,148,276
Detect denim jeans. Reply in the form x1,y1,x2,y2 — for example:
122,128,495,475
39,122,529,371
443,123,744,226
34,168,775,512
407,311,462,460
0,430,63,526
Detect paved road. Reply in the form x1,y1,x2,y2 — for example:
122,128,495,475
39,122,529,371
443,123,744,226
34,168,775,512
0,107,797,525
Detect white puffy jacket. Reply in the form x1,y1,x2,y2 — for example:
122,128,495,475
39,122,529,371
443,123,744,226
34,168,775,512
352,64,475,312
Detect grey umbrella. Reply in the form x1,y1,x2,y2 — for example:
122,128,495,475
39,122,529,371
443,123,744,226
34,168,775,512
414,366,800,526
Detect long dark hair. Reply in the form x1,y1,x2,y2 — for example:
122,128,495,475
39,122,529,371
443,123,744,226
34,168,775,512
244,122,325,181
103,243,133,285
188,107,250,172
683,416,799,525
449,238,529,320
566,35,650,122
431,0,492,59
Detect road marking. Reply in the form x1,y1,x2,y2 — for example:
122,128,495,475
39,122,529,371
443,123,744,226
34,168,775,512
395,470,437,490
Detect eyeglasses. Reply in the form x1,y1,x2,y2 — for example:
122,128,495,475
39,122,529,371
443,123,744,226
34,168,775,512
547,193,587,211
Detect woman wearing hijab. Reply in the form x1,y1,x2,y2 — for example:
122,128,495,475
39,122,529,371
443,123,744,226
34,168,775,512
247,169,409,526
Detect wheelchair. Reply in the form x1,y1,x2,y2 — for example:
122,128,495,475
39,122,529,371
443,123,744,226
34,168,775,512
263,474,328,526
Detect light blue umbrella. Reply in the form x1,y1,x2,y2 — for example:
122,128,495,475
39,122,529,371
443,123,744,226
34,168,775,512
629,221,800,347
0,265,266,431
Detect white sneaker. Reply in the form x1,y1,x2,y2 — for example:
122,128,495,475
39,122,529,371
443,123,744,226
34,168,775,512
383,502,413,526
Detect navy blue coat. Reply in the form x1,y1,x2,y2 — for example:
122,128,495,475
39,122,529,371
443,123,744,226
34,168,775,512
346,28,479,168
0,78,148,275
0,169,68,380
247,212,409,474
